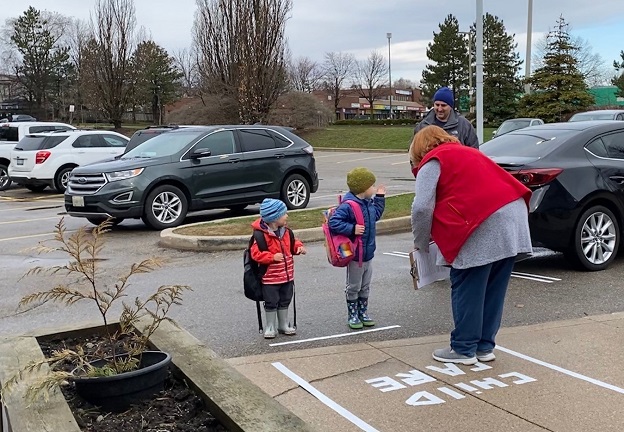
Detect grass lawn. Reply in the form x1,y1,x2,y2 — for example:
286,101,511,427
174,193,415,237
300,125,496,150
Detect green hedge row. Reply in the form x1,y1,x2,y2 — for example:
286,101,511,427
332,119,419,126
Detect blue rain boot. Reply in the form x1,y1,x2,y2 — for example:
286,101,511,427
358,297,376,327
347,300,363,329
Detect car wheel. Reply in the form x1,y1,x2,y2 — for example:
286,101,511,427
565,205,620,271
86,217,124,227
227,204,248,213
141,185,188,230
281,174,310,210
54,167,74,193
0,163,11,191
26,185,47,193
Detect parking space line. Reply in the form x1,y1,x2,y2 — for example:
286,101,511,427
269,325,401,347
336,154,405,164
0,231,74,243
391,160,410,165
511,271,561,281
497,345,624,395
0,216,59,225
0,205,63,212
272,362,381,432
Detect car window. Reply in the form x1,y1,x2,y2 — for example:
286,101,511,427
194,130,235,156
73,135,105,148
122,130,205,159
269,130,292,148
102,135,128,147
239,129,276,152
585,138,609,158
600,132,624,159
125,130,164,153
497,120,531,135
29,125,66,133
0,126,19,141
15,136,68,151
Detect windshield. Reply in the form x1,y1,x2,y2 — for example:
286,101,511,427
15,135,68,151
498,120,531,135
569,113,615,122
121,130,205,159
125,130,165,153
481,130,576,159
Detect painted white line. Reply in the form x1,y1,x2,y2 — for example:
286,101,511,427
336,154,404,164
496,345,624,395
269,325,401,347
314,153,350,159
510,274,554,283
510,271,561,281
383,252,410,259
0,216,59,225
0,230,76,243
272,362,381,432
0,204,62,212
391,160,410,165
309,193,343,201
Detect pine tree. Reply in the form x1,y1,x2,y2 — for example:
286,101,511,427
421,14,468,107
613,51,624,99
471,13,523,123
519,16,593,122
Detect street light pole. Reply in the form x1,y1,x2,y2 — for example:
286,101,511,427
387,32,393,120
476,0,484,144
524,0,534,94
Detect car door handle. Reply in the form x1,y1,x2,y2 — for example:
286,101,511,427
275,153,285,159
229,157,241,163
609,175,624,184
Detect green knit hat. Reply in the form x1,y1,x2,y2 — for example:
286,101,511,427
347,167,376,194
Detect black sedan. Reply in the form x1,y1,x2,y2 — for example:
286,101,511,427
481,121,624,271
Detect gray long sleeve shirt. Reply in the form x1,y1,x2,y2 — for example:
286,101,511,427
411,160,532,269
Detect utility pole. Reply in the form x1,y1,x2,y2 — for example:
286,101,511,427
525,0,533,94
476,0,484,144
387,33,393,120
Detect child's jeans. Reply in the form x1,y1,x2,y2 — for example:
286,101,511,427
345,260,372,301
263,281,294,311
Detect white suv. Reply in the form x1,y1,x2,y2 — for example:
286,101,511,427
0,121,74,190
8,130,129,193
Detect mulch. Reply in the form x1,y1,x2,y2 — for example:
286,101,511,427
39,334,228,432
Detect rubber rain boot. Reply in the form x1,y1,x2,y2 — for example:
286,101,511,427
357,297,376,327
264,310,277,339
347,300,363,329
277,308,296,335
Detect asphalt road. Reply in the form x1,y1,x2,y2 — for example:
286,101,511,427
1,151,623,360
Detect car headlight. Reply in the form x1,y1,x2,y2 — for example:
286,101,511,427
105,168,144,182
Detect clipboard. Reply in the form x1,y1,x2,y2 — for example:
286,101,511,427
409,243,451,289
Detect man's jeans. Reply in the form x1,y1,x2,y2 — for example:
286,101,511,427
449,256,515,356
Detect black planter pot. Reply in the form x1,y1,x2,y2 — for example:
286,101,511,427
72,351,172,412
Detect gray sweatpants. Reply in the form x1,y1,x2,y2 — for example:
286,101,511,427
345,260,373,301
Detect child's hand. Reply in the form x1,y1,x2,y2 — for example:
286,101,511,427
273,253,284,262
376,184,386,195
354,224,365,235
297,246,307,255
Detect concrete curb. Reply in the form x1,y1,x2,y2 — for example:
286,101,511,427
314,147,407,153
160,216,413,252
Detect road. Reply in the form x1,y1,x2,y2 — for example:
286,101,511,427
1,151,623,360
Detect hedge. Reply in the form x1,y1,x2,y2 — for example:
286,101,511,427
332,119,418,126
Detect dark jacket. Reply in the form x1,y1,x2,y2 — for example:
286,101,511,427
328,192,385,262
414,109,479,148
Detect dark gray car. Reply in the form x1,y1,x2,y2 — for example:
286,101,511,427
65,125,319,229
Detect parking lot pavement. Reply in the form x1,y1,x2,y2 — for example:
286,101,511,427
229,312,624,432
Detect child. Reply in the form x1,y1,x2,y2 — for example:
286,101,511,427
250,198,306,339
329,167,385,329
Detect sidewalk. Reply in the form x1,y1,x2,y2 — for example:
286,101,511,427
228,312,624,432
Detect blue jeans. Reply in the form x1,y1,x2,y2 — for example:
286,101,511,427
449,257,515,356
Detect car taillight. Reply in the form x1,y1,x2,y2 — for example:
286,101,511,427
35,151,51,164
302,145,314,155
510,168,563,187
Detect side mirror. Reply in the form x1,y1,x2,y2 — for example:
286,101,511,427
191,148,211,158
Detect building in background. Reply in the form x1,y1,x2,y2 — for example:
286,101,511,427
590,86,624,107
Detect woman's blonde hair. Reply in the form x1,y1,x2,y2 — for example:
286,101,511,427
409,125,460,167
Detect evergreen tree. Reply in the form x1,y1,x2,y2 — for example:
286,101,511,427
421,14,468,107
470,13,523,124
519,16,593,122
613,51,624,99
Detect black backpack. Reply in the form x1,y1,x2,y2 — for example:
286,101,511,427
243,229,297,333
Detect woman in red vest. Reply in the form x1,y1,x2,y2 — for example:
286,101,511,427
410,125,532,365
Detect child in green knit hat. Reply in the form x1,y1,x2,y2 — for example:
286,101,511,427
329,167,386,329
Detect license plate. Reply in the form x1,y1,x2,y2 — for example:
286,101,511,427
16,159,24,165
72,196,85,207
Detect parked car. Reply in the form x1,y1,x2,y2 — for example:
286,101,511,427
568,110,624,122
0,114,37,122
481,121,624,271
64,125,319,229
9,130,128,193
492,118,544,138
0,122,75,191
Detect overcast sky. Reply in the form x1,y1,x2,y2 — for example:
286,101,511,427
3,0,624,83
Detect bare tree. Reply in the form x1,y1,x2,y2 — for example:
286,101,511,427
354,51,388,119
393,77,417,89
173,48,198,96
321,51,355,117
82,0,138,128
532,33,610,87
289,56,323,92
192,0,292,124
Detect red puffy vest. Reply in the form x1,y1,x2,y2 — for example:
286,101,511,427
415,143,531,264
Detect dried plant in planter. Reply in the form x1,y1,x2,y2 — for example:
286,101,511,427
1,218,191,403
